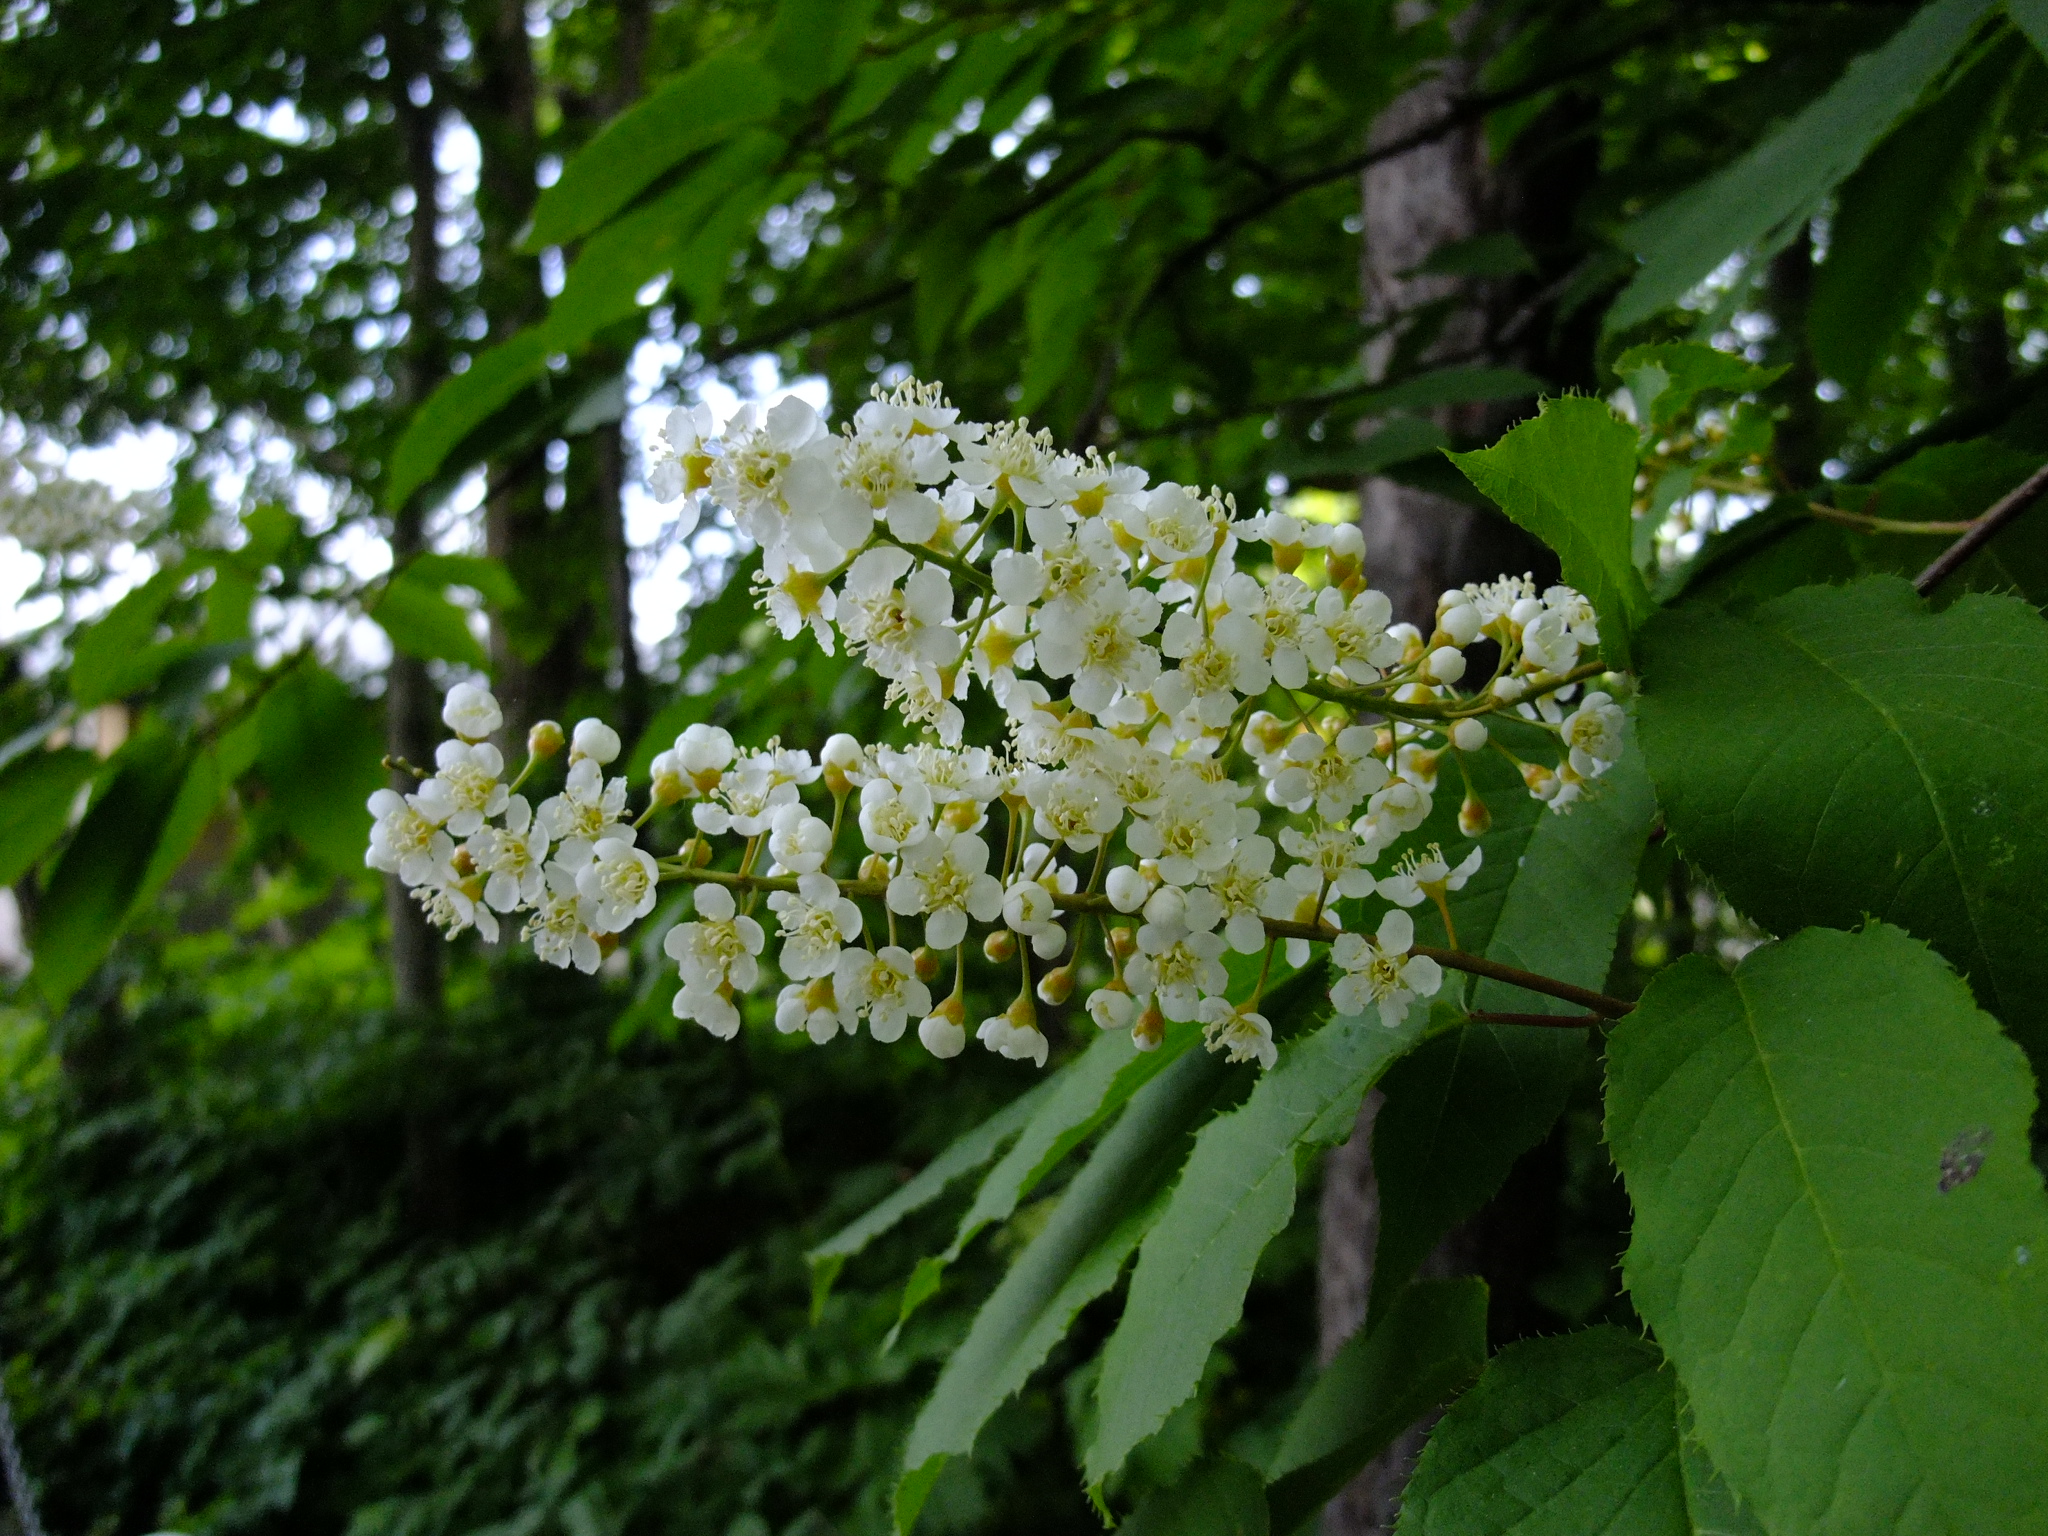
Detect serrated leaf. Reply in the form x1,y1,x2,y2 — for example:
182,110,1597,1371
0,748,98,887
1604,925,2048,1534
1370,726,1655,1324
1637,577,2048,1065
1265,1279,1489,1533
1607,0,2000,332
1397,1327,1692,1535
804,1074,1054,1320
1675,1391,1766,1536
1085,977,1421,1491
1810,39,2019,391
256,666,387,875
894,1039,1247,1535
1449,395,1653,666
893,1021,1184,1335
524,51,781,252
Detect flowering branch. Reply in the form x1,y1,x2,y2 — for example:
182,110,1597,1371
367,376,1637,1073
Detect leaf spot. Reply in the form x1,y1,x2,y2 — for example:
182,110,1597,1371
1938,1127,1992,1193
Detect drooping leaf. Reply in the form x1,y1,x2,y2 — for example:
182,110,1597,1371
384,331,552,511
0,748,98,888
893,1021,1185,1334
71,564,193,707
256,665,388,875
1396,1327,1691,1535
523,51,782,252
1123,1457,1270,1536
1448,396,1653,665
371,570,490,670
1370,727,1655,1323
893,1038,1248,1535
33,732,193,1007
1605,926,2048,1534
1810,38,2021,391
764,0,880,99
1637,577,2048,1064
1084,978,1422,1492
1265,1279,1490,1533
804,1073,1055,1320
1607,0,2001,332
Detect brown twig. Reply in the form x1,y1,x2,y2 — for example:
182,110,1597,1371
1411,945,1634,1018
1466,1010,1607,1030
1915,461,2048,596
1809,502,1975,536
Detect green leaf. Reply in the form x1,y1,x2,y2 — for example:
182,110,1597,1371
1448,395,1654,666
71,565,191,707
1085,978,1423,1492
33,733,193,1007
894,1021,1185,1335
1810,39,2020,391
524,51,782,252
402,553,521,613
1019,203,1118,413
894,1039,1247,1534
1358,366,1545,418
764,0,879,98
803,1075,1054,1320
0,748,98,887
385,331,551,510
371,570,490,669
132,747,224,911
1676,1392,1766,1536
1124,1458,1270,1536
1613,343,1783,437
256,665,387,875
1370,726,1656,1323
2006,0,2048,58
1396,1327,1692,1535
1604,925,2048,1534
1862,436,2046,528
1265,1279,1490,1533
1608,0,2001,333
1637,577,2048,1065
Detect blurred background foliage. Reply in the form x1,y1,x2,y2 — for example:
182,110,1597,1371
0,0,2044,1531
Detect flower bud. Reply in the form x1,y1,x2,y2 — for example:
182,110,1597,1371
1105,864,1151,913
1036,964,1076,1006
649,750,685,806
942,799,982,832
528,719,566,760
911,945,943,983
451,847,477,878
442,682,502,742
1451,718,1488,753
692,837,715,866
1004,989,1038,1031
821,733,863,798
919,996,967,1058
1109,924,1137,960
858,852,892,885
1522,761,1559,800
571,718,621,766
1132,1002,1166,1052
983,928,1018,963
1425,646,1467,684
1459,791,1492,837
1325,524,1366,592
1088,980,1135,1030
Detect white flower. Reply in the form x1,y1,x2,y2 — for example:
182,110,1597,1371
766,871,863,979
442,682,502,741
366,787,441,884
919,1007,967,1058
538,758,631,859
1317,585,1406,685
887,826,1004,950
412,858,499,943
1126,884,1228,1021
1330,908,1442,1026
1266,725,1389,821
1034,582,1162,714
836,944,932,1042
1201,999,1276,1069
675,983,743,1041
1162,608,1272,727
663,882,766,994
676,724,737,786
1223,571,1331,690
976,1009,1050,1066
576,834,660,934
522,866,603,973
1027,507,1126,629
1377,843,1483,909
1121,482,1216,567
470,794,550,911
1544,585,1599,646
766,802,833,875
1279,821,1378,900
858,776,934,855
1125,769,1241,887
776,977,855,1043
569,718,621,766
410,740,509,837
837,547,960,680
1087,981,1138,1030
1002,848,1075,960
1357,776,1431,845
970,603,1035,700
955,418,1056,507
991,549,1047,607
1520,608,1581,674
711,396,846,564
692,757,799,837
1206,834,1278,953
758,549,838,652
1561,691,1626,777
1022,767,1122,852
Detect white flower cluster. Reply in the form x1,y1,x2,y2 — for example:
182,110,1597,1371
0,450,166,564
374,379,1632,1072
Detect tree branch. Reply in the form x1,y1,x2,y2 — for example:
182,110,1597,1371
1914,461,2048,596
